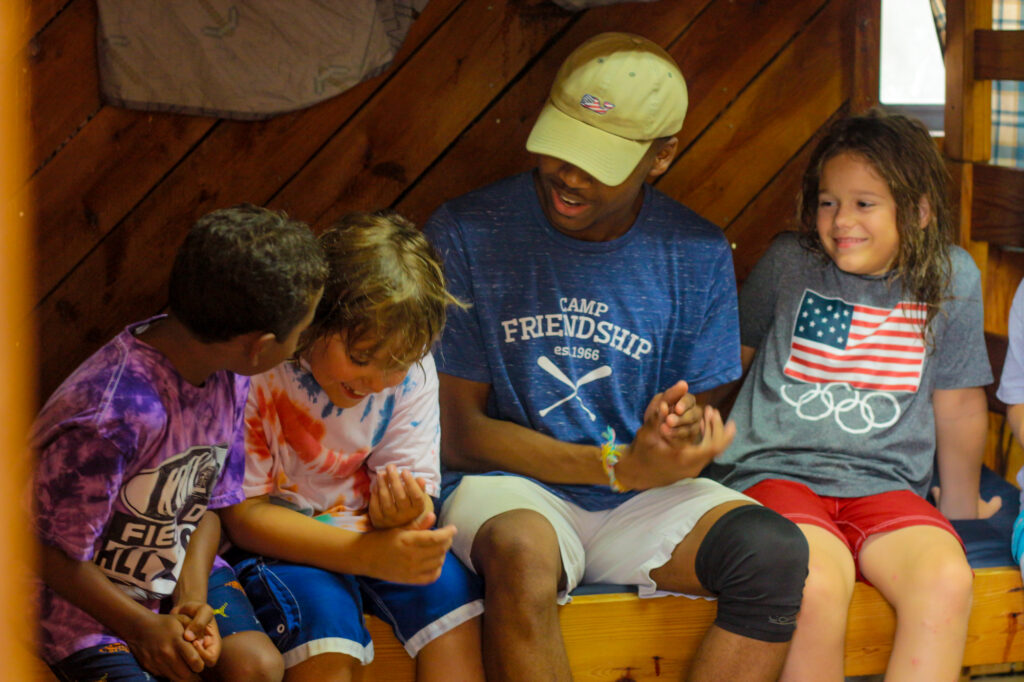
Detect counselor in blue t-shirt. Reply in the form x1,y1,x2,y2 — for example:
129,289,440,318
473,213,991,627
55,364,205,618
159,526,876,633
425,171,741,510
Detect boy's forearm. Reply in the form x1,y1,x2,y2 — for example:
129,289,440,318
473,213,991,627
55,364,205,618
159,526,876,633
937,453,982,519
450,411,608,484
174,511,221,606
439,374,607,485
934,387,988,519
220,496,380,575
39,542,156,639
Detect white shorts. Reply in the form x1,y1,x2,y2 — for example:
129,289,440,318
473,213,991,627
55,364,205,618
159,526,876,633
439,474,755,603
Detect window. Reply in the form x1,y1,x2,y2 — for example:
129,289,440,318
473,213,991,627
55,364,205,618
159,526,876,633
880,0,945,132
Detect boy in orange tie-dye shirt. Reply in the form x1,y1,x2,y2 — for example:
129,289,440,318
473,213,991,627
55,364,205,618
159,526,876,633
221,211,483,682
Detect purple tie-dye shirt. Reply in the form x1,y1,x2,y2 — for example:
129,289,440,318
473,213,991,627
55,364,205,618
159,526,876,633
31,316,248,663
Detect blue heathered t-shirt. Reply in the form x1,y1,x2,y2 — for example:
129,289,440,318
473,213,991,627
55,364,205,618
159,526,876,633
424,171,742,511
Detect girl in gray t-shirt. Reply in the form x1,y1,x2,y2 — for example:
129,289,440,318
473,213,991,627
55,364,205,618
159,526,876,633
708,111,991,681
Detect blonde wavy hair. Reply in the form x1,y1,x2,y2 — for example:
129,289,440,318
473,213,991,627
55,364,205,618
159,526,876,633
297,210,465,368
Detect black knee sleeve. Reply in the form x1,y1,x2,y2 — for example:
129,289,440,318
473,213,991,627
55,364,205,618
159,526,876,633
694,505,809,643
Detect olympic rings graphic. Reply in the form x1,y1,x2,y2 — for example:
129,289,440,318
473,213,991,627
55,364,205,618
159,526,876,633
780,382,901,434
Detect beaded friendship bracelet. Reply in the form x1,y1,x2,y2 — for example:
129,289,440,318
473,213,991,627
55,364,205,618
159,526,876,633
599,426,628,493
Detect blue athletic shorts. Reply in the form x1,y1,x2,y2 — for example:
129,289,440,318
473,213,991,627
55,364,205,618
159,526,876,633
233,552,483,669
205,565,264,638
49,565,263,681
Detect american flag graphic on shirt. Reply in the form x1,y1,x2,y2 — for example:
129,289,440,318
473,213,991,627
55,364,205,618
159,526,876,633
783,290,927,393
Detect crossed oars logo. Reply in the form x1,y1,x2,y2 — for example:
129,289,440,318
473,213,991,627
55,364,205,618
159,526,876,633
537,356,612,421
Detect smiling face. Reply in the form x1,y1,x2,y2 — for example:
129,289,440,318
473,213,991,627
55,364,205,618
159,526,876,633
532,137,677,242
815,152,902,277
305,333,411,408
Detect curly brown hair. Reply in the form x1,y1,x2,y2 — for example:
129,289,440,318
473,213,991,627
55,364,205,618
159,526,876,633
297,210,465,368
169,203,328,343
796,109,953,339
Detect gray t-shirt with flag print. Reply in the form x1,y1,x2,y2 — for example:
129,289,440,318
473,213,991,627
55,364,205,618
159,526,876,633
706,232,991,498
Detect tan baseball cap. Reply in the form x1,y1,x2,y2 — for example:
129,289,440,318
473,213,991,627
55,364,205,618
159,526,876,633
526,32,688,187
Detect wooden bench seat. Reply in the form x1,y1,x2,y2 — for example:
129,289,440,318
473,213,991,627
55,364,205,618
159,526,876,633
361,566,1024,681
30,564,1024,682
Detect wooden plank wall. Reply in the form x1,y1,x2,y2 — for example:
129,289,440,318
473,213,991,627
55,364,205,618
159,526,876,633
985,250,1024,336
24,0,870,403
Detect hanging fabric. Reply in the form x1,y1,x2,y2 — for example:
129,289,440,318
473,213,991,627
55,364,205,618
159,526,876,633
96,1,429,120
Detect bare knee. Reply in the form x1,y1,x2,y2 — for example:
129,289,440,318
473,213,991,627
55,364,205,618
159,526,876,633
213,632,285,682
934,554,974,598
214,650,284,682
903,554,973,613
471,510,563,606
793,526,855,631
801,557,855,615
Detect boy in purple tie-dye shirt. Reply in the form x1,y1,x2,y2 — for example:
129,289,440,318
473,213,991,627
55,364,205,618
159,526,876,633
32,204,327,682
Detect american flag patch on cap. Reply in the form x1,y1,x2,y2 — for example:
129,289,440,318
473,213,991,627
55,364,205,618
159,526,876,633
580,93,614,114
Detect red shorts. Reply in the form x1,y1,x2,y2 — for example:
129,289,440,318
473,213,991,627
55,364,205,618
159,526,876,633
743,478,964,562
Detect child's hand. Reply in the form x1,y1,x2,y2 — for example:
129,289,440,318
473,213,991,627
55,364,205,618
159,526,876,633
125,611,207,681
697,406,736,460
979,495,1004,518
170,601,222,668
646,380,703,445
369,464,433,529
363,522,455,584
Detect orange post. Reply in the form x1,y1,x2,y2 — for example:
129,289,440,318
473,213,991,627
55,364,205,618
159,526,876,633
1,0,40,678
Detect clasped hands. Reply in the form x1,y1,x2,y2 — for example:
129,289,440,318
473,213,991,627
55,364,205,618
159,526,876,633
364,463,455,585
614,381,735,491
127,601,219,682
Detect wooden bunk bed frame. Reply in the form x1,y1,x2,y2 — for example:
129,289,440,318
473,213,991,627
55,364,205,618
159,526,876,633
358,2,1024,679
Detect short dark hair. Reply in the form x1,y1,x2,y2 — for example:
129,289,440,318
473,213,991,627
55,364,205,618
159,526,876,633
298,210,465,367
169,204,328,343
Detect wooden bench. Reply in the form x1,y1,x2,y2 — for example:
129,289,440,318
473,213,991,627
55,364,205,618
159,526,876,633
31,541,1024,682
361,567,1024,681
